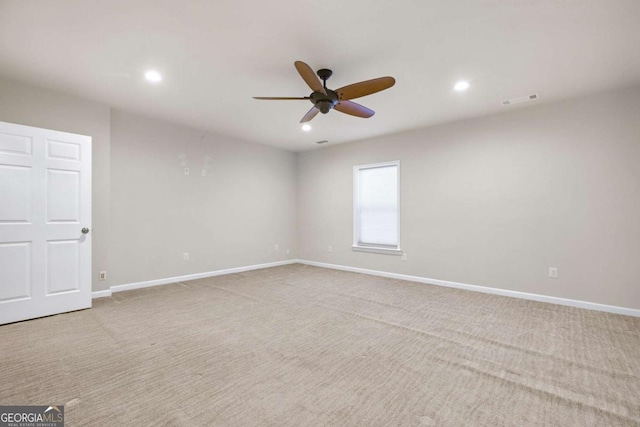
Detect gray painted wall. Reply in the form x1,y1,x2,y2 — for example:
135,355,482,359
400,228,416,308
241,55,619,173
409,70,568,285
0,76,112,291
297,85,640,309
2,74,638,310
109,110,297,285
0,77,296,291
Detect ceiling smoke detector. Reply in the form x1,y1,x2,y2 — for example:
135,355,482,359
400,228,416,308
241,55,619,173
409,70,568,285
502,93,539,106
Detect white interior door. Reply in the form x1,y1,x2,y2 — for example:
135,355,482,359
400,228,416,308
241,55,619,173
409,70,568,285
0,121,91,325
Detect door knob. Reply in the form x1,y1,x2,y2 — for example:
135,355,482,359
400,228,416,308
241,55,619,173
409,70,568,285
81,227,90,234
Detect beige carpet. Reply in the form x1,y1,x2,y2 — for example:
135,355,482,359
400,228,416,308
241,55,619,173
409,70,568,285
1,264,639,426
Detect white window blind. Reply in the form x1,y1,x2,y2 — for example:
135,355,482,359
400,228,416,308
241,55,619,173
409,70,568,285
354,162,400,252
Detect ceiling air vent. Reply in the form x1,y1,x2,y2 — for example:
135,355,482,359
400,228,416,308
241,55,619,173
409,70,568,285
502,93,539,106
316,140,328,145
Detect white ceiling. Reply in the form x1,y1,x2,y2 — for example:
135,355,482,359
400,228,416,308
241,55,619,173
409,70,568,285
1,0,639,152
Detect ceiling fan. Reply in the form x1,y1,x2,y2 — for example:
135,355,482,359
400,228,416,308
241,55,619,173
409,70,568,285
253,61,396,123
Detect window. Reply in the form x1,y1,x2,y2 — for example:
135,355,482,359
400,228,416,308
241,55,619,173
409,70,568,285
353,161,401,255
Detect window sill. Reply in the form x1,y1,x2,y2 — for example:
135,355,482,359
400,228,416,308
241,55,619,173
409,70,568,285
352,245,402,256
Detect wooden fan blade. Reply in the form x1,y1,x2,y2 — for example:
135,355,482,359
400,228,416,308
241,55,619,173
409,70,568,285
334,100,375,118
336,76,396,101
294,61,327,95
253,97,310,100
300,106,320,123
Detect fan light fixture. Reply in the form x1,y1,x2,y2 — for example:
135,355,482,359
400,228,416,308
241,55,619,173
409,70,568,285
145,70,162,83
253,61,396,124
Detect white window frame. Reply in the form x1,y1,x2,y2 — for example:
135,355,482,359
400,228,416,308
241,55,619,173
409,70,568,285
352,160,401,255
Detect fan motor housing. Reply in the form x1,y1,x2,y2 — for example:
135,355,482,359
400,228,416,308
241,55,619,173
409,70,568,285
310,90,338,114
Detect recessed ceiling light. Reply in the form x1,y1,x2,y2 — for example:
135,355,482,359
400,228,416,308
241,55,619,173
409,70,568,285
453,81,470,92
301,124,311,132
145,70,162,83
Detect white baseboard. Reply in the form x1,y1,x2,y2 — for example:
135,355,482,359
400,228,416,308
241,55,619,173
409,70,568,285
91,258,640,318
109,259,297,294
92,289,112,299
297,259,640,318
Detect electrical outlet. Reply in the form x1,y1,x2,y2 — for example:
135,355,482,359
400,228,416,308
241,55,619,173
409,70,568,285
201,169,206,176
184,167,190,175
99,271,107,281
274,244,279,251
401,253,407,262
548,267,558,278
328,245,333,253
183,252,189,261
